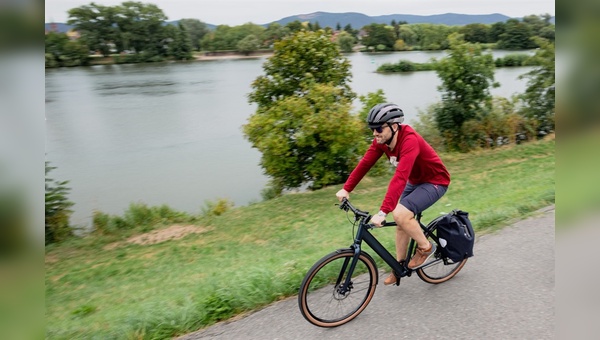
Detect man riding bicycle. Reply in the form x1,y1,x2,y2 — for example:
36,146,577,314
336,103,451,285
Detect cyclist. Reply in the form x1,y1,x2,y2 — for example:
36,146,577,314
336,103,450,285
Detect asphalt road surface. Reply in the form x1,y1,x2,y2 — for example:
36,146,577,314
178,206,554,340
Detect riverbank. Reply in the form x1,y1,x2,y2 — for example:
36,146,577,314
85,50,274,66
59,47,538,68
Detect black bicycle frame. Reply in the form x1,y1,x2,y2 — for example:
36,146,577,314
338,212,439,293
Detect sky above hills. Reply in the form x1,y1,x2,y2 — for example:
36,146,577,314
45,0,555,25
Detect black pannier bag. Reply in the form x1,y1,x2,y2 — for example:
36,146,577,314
429,209,475,262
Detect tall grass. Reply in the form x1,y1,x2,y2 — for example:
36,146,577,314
45,138,554,339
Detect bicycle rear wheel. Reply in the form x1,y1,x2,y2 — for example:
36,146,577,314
298,249,378,327
416,237,467,284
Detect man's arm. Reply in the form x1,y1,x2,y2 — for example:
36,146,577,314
343,142,383,193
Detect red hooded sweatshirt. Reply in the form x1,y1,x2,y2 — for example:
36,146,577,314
343,124,450,214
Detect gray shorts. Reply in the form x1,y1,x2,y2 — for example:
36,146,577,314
399,182,448,215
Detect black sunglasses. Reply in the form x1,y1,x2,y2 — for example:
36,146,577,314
371,125,388,133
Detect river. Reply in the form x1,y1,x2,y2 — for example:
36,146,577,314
45,50,533,228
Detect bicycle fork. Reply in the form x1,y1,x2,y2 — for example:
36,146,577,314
335,244,362,295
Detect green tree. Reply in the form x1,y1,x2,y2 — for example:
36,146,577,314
459,23,492,44
244,83,364,191
248,30,354,109
433,34,498,151
67,2,117,56
44,32,90,67
361,23,396,50
262,22,289,47
285,20,304,33
336,31,355,52
45,162,74,244
497,18,535,49
237,34,260,55
411,23,456,50
489,21,506,42
113,1,168,57
179,18,210,51
398,25,418,46
202,23,265,51
343,23,358,39
519,38,555,135
244,30,359,193
168,22,194,60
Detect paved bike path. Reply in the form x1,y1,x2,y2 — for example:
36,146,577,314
178,206,554,340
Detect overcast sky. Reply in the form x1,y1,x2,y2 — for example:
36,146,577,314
45,0,555,24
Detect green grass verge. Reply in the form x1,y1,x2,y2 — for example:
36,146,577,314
45,138,554,339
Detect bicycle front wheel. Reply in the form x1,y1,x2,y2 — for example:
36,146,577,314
298,249,378,327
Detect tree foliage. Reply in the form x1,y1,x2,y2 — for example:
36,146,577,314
244,84,364,191
64,1,198,62
201,23,265,51
336,31,355,52
167,23,194,60
461,97,535,147
262,23,289,47
361,23,396,50
433,34,498,151
459,23,492,44
67,2,118,56
45,162,74,245
519,38,555,135
45,32,90,67
248,30,354,109
179,18,210,51
237,34,261,55
497,19,536,50
244,30,361,193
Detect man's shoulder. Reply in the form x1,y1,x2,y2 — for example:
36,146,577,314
402,124,417,134
400,124,421,140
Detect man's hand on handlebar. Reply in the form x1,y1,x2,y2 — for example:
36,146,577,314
335,189,350,202
370,213,385,228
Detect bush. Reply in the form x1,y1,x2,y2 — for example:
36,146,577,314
45,162,74,244
92,203,196,235
461,97,537,149
495,53,531,67
412,103,447,152
201,198,234,217
377,60,435,73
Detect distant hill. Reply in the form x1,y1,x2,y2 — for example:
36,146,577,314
46,11,554,33
273,12,513,28
45,22,74,33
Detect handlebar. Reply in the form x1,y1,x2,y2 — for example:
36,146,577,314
338,198,370,218
338,198,397,227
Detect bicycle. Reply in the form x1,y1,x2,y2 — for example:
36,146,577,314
298,198,468,327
